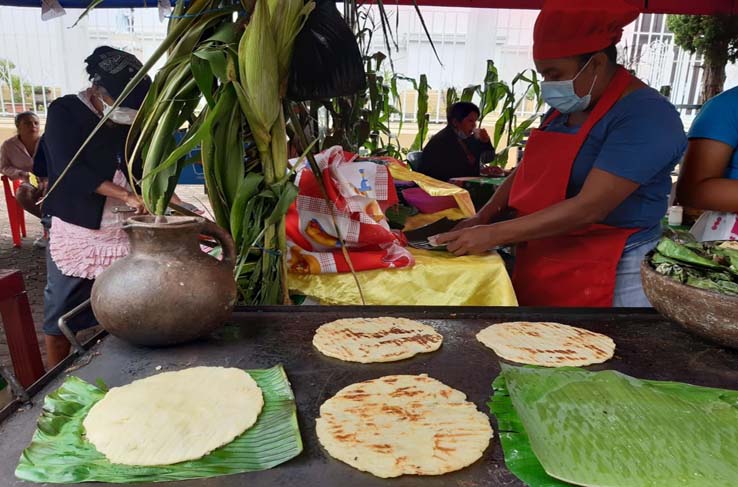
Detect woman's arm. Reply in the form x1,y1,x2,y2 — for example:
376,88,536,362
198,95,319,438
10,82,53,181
676,138,738,212
452,168,517,231
437,168,639,255
0,143,29,180
96,181,145,214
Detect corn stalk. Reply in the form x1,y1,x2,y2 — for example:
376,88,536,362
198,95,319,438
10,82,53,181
131,0,312,305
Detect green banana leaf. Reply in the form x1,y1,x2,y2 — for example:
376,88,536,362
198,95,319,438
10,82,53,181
494,364,738,487
488,374,572,487
656,238,722,269
16,365,302,484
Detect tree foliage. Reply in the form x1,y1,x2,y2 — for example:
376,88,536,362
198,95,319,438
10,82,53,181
667,15,738,101
668,15,738,64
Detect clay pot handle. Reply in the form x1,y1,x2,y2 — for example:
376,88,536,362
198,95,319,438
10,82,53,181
201,220,237,268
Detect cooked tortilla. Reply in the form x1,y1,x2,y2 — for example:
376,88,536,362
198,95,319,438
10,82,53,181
476,321,615,367
83,366,263,466
313,317,443,363
316,374,492,478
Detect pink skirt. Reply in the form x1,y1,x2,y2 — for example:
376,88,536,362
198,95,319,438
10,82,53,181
49,170,131,279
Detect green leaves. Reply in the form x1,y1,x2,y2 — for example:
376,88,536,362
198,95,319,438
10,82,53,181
16,365,302,484
408,74,429,151
489,373,570,487
494,365,738,487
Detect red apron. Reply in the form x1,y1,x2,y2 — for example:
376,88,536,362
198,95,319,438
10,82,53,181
509,67,638,307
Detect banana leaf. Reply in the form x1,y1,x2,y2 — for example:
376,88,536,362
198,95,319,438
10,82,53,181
16,365,302,484
488,374,572,487
656,238,722,269
494,364,738,487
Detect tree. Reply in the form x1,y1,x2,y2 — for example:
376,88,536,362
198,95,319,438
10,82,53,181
0,58,33,101
667,15,738,103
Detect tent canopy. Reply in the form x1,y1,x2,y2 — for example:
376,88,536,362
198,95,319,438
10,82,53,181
1,0,736,14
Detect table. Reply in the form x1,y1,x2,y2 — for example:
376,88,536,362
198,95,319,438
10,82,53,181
288,248,517,306
1,306,737,486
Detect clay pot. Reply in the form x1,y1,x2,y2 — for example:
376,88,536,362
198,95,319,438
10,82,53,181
641,259,738,349
91,215,237,346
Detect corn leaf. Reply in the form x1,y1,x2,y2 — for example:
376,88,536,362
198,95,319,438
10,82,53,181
193,48,228,84
16,365,302,483
230,173,265,248
264,182,298,226
190,55,215,108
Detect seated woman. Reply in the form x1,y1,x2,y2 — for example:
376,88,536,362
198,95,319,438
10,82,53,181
1,112,46,245
676,86,738,241
0,111,40,183
436,0,687,308
418,102,495,182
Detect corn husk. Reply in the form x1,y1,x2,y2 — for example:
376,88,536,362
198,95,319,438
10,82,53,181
238,0,280,157
268,0,315,82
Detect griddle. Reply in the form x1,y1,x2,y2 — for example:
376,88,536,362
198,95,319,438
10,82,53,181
2,306,738,487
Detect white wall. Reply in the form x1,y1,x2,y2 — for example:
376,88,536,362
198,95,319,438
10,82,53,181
1,5,735,119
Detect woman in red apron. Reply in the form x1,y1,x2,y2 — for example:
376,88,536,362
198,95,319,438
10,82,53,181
436,0,687,307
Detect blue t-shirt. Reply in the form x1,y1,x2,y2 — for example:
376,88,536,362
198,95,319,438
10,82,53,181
687,85,738,180
544,87,687,245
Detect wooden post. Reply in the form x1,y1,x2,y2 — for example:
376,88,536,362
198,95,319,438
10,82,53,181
0,270,45,387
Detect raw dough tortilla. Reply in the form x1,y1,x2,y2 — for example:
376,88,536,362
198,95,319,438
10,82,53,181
313,317,443,363
476,321,615,367
83,366,264,466
316,374,492,478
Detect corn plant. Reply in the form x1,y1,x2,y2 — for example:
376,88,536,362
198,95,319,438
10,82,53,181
128,0,313,305
449,60,543,167
49,0,432,306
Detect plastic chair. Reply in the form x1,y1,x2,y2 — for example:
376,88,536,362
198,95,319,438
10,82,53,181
2,176,26,248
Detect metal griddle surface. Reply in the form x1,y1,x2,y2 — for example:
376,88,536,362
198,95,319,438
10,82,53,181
2,306,738,486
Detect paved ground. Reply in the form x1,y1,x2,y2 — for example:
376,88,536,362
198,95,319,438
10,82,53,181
0,184,209,370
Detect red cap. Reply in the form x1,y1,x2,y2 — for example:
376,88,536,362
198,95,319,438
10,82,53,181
533,0,640,60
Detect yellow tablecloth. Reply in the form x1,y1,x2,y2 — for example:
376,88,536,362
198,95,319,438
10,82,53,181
288,248,518,306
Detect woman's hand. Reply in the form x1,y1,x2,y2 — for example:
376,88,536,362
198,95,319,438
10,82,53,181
451,215,483,231
124,192,147,215
434,225,497,256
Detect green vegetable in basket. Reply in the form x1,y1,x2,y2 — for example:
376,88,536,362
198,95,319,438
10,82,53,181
656,238,721,269
686,277,738,296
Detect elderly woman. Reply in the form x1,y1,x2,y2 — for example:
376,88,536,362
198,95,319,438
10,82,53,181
1,111,46,246
40,46,152,366
0,111,40,182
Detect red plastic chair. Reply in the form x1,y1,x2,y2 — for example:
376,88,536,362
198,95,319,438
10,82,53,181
2,176,26,247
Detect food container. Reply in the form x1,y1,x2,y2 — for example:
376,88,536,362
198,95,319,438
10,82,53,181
641,256,738,349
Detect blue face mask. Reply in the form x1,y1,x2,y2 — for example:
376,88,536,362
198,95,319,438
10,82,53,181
541,58,597,114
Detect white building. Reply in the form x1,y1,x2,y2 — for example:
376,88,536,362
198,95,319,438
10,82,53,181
0,4,736,127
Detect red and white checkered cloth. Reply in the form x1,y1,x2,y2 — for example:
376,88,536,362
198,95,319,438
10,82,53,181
286,146,414,274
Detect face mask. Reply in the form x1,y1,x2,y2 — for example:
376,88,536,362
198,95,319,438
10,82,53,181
541,58,598,114
101,100,138,125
